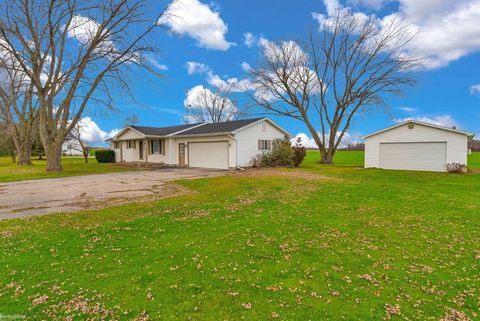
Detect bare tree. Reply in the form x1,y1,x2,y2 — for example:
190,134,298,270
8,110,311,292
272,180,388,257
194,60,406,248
251,11,420,163
124,113,140,127
0,120,16,162
0,66,37,165
70,123,91,164
0,0,169,171
184,83,249,123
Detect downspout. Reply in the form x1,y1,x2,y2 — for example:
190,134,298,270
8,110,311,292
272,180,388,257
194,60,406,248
228,133,244,170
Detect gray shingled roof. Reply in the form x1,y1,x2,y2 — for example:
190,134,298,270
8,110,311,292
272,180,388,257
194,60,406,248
175,118,264,136
130,123,200,136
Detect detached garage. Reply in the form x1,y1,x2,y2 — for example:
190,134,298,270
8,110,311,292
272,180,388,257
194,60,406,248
364,120,474,172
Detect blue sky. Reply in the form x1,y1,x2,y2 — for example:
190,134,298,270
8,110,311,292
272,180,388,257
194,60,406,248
86,0,480,146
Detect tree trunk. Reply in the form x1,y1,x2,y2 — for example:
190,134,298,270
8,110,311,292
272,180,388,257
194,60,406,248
83,152,89,164
45,142,64,171
319,149,334,164
15,140,33,166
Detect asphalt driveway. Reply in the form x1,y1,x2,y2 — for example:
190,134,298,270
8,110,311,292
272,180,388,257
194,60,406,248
0,168,225,220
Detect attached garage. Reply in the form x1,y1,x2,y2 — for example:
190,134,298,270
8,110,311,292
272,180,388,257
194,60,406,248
188,141,229,170
364,120,474,172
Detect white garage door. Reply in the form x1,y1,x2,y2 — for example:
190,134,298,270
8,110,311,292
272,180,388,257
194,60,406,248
379,142,447,172
188,142,229,169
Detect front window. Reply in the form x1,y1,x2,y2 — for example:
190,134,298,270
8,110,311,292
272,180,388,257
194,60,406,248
150,139,165,155
127,140,136,149
258,139,271,151
113,141,120,149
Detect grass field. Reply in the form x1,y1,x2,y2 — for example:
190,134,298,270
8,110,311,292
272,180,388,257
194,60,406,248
0,157,138,183
0,152,479,320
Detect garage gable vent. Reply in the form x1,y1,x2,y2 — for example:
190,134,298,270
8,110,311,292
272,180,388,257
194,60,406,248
408,123,414,129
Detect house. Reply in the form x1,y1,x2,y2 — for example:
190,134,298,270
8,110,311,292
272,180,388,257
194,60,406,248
364,120,475,172
62,134,84,156
105,118,290,169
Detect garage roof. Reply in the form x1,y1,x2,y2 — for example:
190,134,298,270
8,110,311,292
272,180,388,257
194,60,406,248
364,120,475,139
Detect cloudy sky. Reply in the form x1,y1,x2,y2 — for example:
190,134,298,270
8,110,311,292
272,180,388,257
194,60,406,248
84,0,480,146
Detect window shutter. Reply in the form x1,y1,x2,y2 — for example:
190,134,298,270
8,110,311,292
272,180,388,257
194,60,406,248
268,140,271,150
258,140,261,150
162,139,165,155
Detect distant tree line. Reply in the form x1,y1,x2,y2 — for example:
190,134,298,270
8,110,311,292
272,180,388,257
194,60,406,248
469,140,480,152
339,143,365,151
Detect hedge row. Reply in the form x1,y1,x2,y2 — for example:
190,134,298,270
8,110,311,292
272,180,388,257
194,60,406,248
95,149,115,163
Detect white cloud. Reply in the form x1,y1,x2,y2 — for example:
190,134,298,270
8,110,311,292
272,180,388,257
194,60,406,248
185,61,253,92
290,133,318,148
470,84,480,95
146,55,168,71
398,106,418,113
243,32,255,48
394,114,458,128
159,0,233,50
241,62,252,72
313,0,480,69
290,131,362,148
186,61,209,75
74,117,119,146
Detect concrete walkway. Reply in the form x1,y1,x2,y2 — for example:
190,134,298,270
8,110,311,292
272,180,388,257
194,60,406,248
0,168,225,220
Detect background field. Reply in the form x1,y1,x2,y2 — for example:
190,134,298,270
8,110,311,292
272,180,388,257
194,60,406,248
0,157,138,183
0,151,478,320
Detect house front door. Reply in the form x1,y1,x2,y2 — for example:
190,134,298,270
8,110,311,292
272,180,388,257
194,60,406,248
139,141,144,160
179,143,186,167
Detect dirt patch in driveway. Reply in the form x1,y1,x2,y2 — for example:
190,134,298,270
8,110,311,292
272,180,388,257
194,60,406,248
63,182,192,211
0,168,224,220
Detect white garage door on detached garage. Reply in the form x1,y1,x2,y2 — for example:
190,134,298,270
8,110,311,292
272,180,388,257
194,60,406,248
188,142,229,170
364,120,474,172
379,142,446,171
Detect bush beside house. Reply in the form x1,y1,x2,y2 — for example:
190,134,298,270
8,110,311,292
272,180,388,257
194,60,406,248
252,137,306,168
95,150,115,163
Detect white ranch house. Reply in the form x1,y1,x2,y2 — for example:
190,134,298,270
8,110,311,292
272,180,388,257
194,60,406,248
106,118,289,169
364,120,474,172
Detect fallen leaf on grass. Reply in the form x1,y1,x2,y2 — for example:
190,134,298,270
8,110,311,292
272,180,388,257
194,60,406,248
384,303,401,319
439,308,472,321
31,294,49,307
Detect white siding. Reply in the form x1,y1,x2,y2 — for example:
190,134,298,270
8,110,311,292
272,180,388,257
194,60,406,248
365,123,468,172
117,129,144,140
146,139,171,164
122,140,144,162
234,120,287,167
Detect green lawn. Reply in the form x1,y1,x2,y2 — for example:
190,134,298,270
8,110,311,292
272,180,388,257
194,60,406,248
0,156,138,182
0,152,479,320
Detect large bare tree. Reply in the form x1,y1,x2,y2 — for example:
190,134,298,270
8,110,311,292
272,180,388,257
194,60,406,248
251,11,420,163
0,0,168,171
0,66,37,165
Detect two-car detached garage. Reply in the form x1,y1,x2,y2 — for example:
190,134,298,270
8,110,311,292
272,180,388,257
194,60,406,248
364,120,474,172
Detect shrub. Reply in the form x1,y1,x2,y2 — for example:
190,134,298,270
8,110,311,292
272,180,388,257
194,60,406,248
95,149,115,163
270,138,295,167
292,146,306,167
446,163,467,173
251,137,305,168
